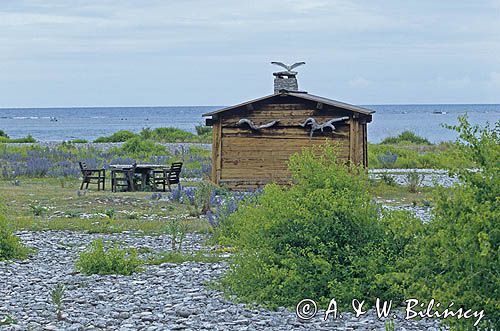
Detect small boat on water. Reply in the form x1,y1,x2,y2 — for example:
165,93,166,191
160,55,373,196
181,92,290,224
50,117,58,122
432,111,447,114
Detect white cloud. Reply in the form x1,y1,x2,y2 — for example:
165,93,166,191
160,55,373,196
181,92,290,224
0,0,499,106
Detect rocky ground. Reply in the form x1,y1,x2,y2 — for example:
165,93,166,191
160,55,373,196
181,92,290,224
0,231,445,330
369,168,458,188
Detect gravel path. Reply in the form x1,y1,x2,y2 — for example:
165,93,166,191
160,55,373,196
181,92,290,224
0,231,445,330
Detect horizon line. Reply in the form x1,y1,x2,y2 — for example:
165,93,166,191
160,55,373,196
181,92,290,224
2,102,500,110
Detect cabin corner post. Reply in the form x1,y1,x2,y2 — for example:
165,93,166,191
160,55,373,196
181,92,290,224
363,123,368,168
348,116,355,165
211,120,222,185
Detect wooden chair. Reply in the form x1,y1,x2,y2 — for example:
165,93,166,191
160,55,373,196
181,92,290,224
79,161,105,191
152,162,182,192
111,164,136,192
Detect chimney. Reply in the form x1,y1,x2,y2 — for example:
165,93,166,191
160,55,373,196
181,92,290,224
271,61,305,93
273,72,299,93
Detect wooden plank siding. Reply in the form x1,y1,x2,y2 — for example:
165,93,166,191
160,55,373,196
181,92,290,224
210,102,370,190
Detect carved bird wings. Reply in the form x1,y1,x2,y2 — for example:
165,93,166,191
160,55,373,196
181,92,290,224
271,61,306,71
237,119,279,130
300,117,349,137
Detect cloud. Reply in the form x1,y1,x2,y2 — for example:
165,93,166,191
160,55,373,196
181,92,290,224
0,0,499,106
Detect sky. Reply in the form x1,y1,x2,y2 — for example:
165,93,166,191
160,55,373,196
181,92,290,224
1,0,500,107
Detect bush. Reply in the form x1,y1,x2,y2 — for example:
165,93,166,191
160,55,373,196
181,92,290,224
405,171,423,193
119,137,168,158
381,131,432,145
0,130,9,138
0,135,36,143
216,144,412,308
149,127,197,142
195,124,212,136
69,139,88,143
401,116,499,330
76,239,142,275
0,213,30,261
368,142,473,169
94,130,137,143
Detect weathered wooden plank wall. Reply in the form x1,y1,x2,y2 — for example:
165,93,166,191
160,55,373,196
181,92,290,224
210,99,370,190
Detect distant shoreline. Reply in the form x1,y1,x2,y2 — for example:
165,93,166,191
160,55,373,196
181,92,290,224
3,141,212,150
1,104,499,143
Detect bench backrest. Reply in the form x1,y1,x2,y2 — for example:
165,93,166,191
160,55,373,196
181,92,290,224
170,162,183,173
167,162,182,184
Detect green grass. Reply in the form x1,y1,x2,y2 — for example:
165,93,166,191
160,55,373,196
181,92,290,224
0,174,437,236
0,178,211,235
368,179,435,206
368,142,472,169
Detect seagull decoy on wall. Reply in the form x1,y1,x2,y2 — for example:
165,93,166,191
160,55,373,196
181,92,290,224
271,61,306,72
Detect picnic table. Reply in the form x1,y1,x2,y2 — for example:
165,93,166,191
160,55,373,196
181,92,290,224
109,164,167,191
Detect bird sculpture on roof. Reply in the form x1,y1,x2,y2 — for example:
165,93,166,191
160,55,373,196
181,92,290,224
271,61,306,72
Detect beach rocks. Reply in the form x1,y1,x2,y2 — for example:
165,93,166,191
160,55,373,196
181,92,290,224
369,168,459,188
0,231,445,330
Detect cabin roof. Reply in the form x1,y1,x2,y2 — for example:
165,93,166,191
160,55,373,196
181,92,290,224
202,91,375,117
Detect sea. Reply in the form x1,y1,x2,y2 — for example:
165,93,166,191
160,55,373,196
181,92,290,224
0,104,499,143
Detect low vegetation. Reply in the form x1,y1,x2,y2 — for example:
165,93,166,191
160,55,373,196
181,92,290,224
93,126,212,144
398,116,499,330
214,144,421,309
147,251,225,265
211,117,499,330
0,211,30,261
51,284,65,321
381,130,432,145
76,239,142,275
0,134,36,143
0,139,210,179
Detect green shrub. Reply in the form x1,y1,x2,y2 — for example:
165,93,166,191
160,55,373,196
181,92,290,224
164,217,189,251
368,142,473,169
194,180,217,214
405,171,423,193
216,144,413,308
51,283,65,321
149,127,196,142
195,124,212,136
402,116,499,330
94,130,137,143
119,137,167,158
0,130,9,138
69,139,88,143
0,213,30,261
139,127,153,140
381,130,432,145
75,239,142,275
0,135,36,143
379,173,397,186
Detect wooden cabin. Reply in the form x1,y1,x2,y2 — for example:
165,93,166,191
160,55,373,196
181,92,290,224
203,68,374,190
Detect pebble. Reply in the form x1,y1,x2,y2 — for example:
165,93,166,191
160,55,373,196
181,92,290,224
0,230,446,330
